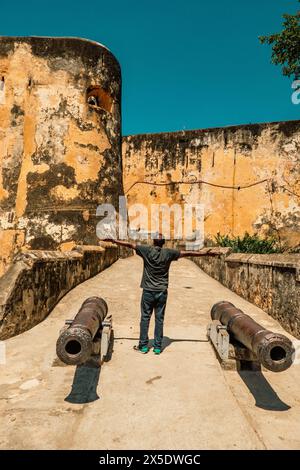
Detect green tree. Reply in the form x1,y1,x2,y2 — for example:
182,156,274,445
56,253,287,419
259,1,300,78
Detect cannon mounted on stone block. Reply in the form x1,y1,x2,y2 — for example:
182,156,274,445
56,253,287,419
56,296,112,366
207,301,295,372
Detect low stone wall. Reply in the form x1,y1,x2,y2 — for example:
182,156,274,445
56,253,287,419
0,245,118,340
192,249,300,338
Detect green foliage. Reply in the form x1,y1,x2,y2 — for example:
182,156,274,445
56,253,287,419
215,232,283,254
259,1,300,78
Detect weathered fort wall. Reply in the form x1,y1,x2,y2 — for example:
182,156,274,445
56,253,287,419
123,121,300,248
0,35,299,340
0,245,119,339
192,249,300,338
0,37,122,276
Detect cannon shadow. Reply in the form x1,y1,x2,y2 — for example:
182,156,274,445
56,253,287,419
65,330,114,404
65,363,101,404
238,370,290,411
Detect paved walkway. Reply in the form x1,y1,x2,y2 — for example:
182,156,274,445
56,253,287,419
0,255,300,449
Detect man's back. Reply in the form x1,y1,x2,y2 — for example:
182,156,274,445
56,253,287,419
102,236,217,354
136,244,180,291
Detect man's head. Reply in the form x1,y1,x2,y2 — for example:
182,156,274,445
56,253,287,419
153,233,165,248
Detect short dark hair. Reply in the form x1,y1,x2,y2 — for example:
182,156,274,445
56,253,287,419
153,233,165,247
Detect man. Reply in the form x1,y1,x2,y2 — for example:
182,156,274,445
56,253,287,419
103,234,216,355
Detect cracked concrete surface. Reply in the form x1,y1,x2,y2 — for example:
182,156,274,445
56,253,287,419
0,255,300,449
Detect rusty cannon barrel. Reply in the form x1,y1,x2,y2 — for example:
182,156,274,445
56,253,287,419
56,296,108,365
211,301,294,372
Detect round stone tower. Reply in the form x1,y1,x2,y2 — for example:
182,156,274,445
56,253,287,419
0,36,122,275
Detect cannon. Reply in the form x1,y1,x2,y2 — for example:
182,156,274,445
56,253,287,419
56,296,111,366
209,301,295,372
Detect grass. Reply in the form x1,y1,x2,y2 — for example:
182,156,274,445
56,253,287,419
214,232,283,254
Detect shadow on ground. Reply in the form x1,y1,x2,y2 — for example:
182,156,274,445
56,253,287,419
161,336,208,350
65,331,115,404
65,363,101,404
114,335,208,351
238,371,290,411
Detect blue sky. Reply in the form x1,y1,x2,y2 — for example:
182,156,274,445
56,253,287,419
1,0,299,135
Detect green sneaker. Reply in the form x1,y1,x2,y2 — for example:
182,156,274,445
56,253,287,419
153,348,161,355
134,345,149,354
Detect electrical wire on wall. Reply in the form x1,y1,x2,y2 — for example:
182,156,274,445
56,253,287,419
125,177,300,197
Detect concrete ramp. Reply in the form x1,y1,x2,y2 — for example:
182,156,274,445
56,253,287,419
0,256,299,449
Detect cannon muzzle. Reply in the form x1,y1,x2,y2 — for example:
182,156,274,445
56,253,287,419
56,296,108,365
211,301,295,372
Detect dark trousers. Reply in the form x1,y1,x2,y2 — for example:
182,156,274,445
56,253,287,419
139,289,168,350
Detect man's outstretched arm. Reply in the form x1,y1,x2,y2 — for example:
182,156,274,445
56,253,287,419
179,248,218,258
101,238,137,250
